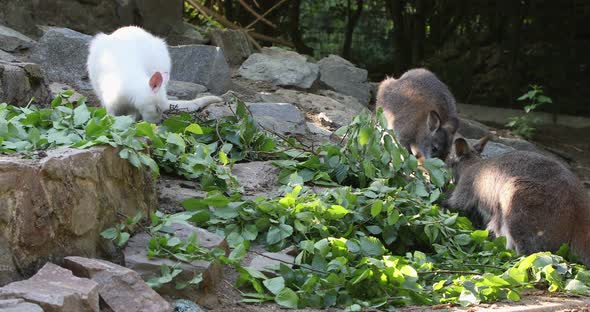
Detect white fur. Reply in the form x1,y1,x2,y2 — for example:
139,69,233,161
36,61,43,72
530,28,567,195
87,26,223,123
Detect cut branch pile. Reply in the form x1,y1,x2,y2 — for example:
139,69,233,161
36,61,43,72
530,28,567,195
186,0,295,49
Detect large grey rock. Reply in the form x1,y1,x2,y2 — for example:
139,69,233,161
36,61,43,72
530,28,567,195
169,45,231,95
261,89,370,129
31,27,92,90
201,101,309,137
209,29,253,66
0,299,43,312
0,26,35,52
466,139,515,159
248,102,308,136
239,47,319,89
167,81,208,100
0,263,99,312
317,55,371,105
458,117,491,139
64,257,171,312
0,0,186,39
0,147,156,283
232,161,282,198
124,223,227,305
0,61,50,106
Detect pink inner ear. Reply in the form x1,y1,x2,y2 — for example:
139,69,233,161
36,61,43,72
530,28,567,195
149,72,163,93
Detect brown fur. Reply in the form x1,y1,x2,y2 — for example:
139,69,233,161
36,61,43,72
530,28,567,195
376,68,459,160
446,137,590,266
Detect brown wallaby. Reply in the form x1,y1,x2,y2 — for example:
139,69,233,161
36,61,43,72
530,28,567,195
445,136,590,266
376,68,459,160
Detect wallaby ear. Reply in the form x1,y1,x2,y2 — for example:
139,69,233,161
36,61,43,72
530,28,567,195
149,72,163,94
427,111,441,132
444,117,459,133
472,134,491,154
454,138,469,157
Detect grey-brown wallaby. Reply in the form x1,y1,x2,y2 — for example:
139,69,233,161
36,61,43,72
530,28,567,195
376,68,459,160
445,136,590,266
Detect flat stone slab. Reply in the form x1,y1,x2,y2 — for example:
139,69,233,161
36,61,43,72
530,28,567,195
63,257,171,312
0,299,43,312
0,263,99,312
0,146,156,283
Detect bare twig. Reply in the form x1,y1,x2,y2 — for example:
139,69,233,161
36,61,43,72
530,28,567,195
238,0,277,29
246,0,291,29
186,0,262,50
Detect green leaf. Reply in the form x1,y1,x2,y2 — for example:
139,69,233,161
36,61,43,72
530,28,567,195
263,277,285,295
326,205,349,219
73,104,90,126
274,287,298,309
185,123,204,135
358,127,371,146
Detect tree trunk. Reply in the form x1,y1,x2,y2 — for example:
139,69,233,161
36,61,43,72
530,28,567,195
342,0,364,60
386,0,409,74
288,0,313,55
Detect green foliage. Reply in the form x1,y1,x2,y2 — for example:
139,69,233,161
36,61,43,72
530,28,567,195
100,212,142,247
5,93,589,309
0,93,279,193
506,85,552,139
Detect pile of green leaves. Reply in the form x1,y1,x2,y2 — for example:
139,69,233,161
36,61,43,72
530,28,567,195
3,94,589,310
0,92,280,192
164,111,590,309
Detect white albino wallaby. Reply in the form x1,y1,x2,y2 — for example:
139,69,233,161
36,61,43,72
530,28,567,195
87,26,223,123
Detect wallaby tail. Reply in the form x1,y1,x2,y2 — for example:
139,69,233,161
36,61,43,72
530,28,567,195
167,95,224,112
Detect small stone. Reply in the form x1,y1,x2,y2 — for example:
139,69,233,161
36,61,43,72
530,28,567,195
239,47,319,89
173,299,206,312
169,45,231,95
63,257,171,312
0,263,99,312
232,161,282,198
318,55,371,105
248,252,295,277
123,224,228,305
247,102,309,136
